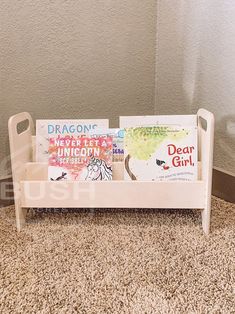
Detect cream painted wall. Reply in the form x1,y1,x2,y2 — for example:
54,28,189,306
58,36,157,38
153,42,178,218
155,0,235,173
1,0,234,177
0,0,156,177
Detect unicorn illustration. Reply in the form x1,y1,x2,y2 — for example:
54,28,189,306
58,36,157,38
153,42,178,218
85,156,112,181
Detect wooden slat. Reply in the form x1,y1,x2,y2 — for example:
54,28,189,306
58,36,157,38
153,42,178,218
24,161,202,181
20,180,205,209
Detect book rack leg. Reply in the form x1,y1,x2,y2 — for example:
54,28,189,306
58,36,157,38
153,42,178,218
15,203,27,231
201,203,211,235
201,178,212,235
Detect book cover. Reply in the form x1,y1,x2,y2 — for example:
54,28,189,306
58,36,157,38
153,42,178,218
112,129,124,162
124,126,197,181
120,115,197,128
48,135,113,181
36,119,109,162
89,128,124,162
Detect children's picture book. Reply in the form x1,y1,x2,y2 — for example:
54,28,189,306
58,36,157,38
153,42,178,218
48,135,113,181
36,119,109,162
120,115,197,128
124,126,198,181
89,128,124,162
112,129,124,162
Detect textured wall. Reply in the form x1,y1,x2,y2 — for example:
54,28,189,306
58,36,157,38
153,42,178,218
155,0,235,174
2,0,234,178
0,0,156,177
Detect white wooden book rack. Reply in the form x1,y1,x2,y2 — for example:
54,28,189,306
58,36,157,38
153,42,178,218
8,109,214,234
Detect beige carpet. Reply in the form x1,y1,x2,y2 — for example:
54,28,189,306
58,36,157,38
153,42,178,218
0,197,234,314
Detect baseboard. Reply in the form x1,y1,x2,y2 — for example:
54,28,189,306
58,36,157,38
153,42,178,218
212,167,235,203
0,168,234,208
0,177,14,208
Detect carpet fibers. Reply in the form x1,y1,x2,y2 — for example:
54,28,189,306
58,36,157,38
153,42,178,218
0,197,234,313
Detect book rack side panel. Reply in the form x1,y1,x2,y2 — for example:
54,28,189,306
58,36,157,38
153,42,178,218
197,108,214,234
8,112,35,231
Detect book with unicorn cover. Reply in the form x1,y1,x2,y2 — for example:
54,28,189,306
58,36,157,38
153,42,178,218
48,135,113,181
124,125,197,181
36,119,109,162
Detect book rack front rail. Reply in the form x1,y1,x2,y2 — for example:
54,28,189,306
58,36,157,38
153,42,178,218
21,161,204,208
20,180,205,209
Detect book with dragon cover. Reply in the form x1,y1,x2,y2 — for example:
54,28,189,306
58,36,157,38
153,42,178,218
124,126,197,181
48,135,113,181
36,119,109,162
